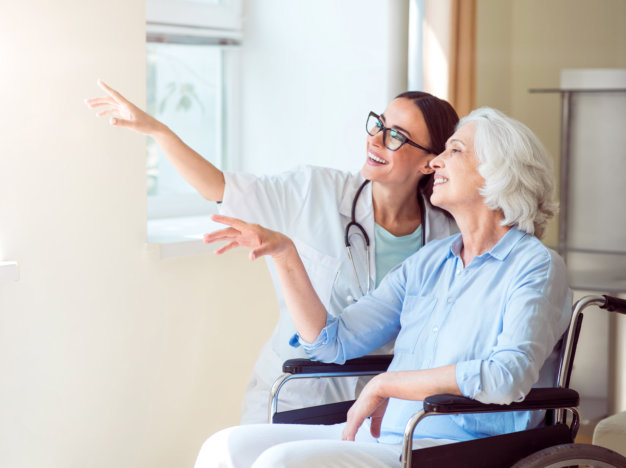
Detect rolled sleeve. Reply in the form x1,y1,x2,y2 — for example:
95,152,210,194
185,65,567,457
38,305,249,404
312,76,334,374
290,318,340,361
456,359,483,399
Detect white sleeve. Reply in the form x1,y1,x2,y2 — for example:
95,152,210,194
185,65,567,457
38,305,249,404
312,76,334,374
219,165,314,233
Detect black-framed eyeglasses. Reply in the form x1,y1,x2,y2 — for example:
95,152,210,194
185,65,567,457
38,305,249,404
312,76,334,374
366,111,434,153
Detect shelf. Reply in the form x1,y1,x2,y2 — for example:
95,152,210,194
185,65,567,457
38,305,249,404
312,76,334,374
147,215,227,259
563,250,626,294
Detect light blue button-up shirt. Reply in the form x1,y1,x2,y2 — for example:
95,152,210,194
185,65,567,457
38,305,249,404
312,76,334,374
293,228,572,444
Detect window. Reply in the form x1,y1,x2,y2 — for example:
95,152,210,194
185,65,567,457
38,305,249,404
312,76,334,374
145,0,241,223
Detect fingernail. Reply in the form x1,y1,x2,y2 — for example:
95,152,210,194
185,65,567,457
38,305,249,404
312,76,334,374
111,118,117,125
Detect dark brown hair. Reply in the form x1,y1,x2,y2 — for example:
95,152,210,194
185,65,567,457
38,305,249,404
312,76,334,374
395,91,459,197
395,91,459,156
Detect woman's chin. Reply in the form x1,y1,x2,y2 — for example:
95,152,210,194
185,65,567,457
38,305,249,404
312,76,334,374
361,164,376,180
430,193,447,210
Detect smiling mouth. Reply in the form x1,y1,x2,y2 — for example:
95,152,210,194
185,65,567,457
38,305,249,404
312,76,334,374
433,177,448,186
368,152,388,165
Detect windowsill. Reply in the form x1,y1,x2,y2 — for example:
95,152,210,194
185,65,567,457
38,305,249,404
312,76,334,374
147,215,227,259
0,261,19,282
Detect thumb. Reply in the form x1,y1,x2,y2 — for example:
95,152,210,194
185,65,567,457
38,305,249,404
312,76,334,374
110,117,132,128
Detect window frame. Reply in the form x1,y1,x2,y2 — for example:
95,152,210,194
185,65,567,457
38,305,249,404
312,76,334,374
145,3,241,221
146,0,242,31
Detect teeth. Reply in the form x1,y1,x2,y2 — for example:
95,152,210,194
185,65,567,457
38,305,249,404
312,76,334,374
433,177,448,186
368,152,387,164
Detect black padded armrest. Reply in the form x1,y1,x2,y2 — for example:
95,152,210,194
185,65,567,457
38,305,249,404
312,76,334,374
423,388,579,414
282,355,393,375
603,295,626,313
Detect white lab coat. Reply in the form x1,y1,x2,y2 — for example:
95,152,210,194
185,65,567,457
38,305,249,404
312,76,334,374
219,165,457,424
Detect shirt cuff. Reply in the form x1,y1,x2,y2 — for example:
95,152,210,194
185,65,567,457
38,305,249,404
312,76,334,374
456,359,483,399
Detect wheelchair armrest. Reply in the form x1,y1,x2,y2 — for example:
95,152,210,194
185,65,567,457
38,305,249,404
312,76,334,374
423,388,580,414
282,355,393,375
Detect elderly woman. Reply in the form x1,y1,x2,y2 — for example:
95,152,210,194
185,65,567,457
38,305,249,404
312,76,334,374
197,108,572,468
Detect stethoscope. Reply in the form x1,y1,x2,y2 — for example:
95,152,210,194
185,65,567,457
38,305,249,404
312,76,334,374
344,179,426,300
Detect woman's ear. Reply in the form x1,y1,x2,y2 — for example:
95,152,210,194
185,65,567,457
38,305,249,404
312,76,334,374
420,163,435,175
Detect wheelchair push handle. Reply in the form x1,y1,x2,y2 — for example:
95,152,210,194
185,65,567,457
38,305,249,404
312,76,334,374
602,295,626,314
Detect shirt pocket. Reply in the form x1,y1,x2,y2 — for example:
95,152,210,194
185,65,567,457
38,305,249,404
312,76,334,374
292,238,341,308
395,294,438,354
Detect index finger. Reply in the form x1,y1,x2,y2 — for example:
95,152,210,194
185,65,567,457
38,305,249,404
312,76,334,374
210,214,250,231
97,79,128,104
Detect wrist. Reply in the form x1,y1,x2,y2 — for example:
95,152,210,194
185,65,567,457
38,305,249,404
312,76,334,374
271,238,298,266
369,373,389,399
150,120,171,140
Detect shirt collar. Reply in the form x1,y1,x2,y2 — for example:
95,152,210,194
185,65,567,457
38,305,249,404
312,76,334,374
449,227,527,262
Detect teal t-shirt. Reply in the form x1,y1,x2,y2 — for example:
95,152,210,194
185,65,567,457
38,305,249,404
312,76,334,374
374,223,423,287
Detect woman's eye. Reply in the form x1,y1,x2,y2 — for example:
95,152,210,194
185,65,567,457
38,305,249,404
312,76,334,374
389,130,404,142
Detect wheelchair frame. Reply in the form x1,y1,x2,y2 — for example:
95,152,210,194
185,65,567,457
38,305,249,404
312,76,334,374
268,294,626,467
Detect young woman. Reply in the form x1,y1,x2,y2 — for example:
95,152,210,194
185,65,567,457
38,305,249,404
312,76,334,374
197,108,572,467
85,83,459,423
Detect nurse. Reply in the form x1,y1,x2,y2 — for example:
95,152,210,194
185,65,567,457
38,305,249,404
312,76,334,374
85,81,459,423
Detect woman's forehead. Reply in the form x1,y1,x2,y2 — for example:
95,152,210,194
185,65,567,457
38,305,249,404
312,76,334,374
382,98,427,136
448,122,475,144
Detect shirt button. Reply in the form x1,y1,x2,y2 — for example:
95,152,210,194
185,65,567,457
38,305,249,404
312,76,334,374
456,269,461,275
433,326,439,333
447,297,454,303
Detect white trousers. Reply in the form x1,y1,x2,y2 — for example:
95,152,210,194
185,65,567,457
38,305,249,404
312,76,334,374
194,422,455,468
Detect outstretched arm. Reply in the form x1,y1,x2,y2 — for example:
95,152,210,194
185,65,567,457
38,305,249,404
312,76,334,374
204,214,327,342
85,80,225,201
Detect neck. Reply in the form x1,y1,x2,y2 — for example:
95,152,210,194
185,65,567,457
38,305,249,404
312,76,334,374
371,181,422,236
452,206,510,266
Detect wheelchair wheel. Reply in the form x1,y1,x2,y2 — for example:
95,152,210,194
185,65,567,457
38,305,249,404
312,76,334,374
511,443,626,468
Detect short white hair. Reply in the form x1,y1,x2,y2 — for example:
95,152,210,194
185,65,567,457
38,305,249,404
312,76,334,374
458,107,557,239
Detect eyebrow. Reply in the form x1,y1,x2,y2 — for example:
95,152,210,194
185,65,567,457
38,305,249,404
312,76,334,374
380,113,413,138
447,138,465,147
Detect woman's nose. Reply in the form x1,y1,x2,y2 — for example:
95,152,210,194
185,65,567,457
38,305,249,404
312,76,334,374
429,151,445,169
369,129,384,147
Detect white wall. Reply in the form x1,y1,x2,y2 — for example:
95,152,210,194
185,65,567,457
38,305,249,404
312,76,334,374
239,0,409,175
0,1,278,467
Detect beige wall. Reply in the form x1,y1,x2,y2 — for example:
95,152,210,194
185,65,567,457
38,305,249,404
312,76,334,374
476,0,626,412
0,2,276,467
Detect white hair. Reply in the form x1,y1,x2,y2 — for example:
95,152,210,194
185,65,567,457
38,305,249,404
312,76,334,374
458,107,557,239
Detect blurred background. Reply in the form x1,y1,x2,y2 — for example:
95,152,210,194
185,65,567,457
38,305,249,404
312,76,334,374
0,1,625,467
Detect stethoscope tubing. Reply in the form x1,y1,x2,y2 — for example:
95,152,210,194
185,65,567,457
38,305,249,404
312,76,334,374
344,179,426,299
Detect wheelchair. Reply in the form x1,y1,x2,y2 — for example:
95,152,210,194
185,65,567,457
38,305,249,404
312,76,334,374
268,295,626,467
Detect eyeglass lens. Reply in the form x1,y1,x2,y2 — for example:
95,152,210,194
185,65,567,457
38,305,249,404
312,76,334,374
366,113,405,151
